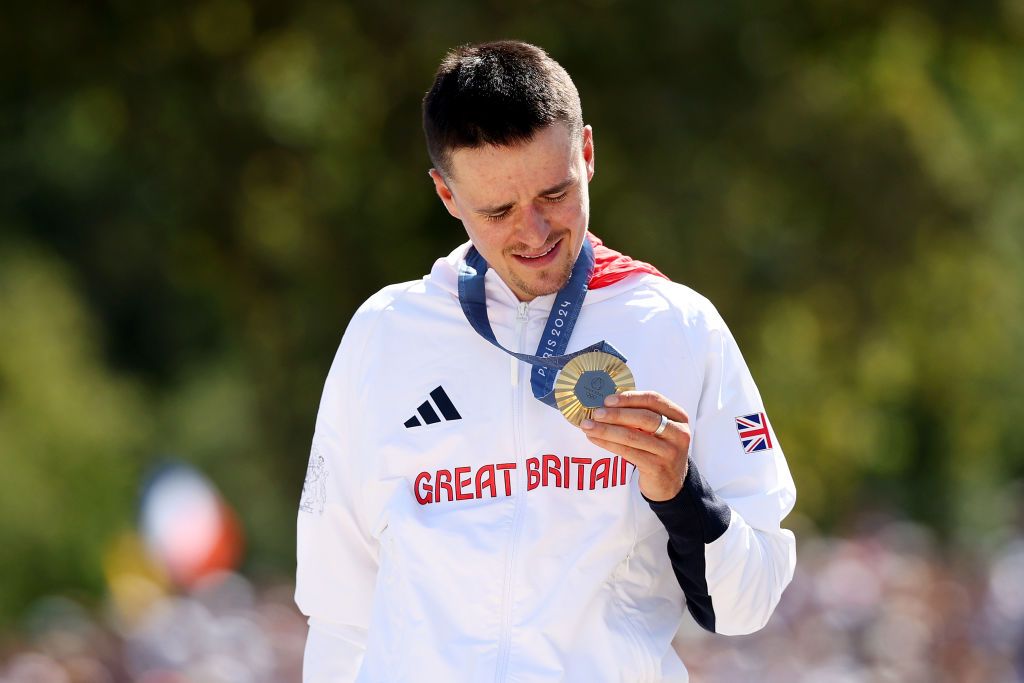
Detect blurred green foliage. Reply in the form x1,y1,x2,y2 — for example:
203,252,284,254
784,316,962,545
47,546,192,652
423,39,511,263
1,1,1023,626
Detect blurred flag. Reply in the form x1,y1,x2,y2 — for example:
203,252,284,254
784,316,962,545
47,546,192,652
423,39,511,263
139,462,244,589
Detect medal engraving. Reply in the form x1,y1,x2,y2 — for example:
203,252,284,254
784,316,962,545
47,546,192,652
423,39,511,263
555,351,635,426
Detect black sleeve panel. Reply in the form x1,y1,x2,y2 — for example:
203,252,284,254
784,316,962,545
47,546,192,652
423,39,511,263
643,457,732,633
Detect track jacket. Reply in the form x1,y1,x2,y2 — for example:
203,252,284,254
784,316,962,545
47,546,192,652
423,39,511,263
296,234,797,682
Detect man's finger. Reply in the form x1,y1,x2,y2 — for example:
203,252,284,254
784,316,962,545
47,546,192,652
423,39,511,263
581,419,674,458
604,391,689,424
591,406,691,444
583,434,660,472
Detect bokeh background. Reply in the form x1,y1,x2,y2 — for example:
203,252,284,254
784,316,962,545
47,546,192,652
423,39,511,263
2,1,1023,681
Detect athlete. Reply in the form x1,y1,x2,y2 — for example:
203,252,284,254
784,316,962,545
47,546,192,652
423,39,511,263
296,40,796,682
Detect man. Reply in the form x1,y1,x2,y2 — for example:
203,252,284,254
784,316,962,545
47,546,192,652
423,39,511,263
296,40,796,682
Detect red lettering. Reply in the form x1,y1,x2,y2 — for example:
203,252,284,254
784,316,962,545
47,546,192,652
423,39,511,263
526,457,540,491
571,457,592,491
496,463,516,496
419,456,630,502
475,464,496,499
542,454,562,488
414,471,433,505
591,457,611,490
454,466,473,501
436,469,454,502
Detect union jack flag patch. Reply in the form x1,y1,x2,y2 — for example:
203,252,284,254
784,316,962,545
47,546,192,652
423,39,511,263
735,412,773,453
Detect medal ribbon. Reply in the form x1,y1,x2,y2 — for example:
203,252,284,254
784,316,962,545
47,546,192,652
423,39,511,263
457,237,627,409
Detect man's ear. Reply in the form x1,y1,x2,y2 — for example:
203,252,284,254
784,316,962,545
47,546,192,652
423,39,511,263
429,168,461,220
582,125,595,183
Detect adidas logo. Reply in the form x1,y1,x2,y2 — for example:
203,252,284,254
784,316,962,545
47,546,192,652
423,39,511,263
404,386,462,428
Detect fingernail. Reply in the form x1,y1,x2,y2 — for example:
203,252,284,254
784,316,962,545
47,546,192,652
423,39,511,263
581,419,595,429
605,395,619,406
593,408,607,419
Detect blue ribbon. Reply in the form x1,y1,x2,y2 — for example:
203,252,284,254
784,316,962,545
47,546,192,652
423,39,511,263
457,238,627,409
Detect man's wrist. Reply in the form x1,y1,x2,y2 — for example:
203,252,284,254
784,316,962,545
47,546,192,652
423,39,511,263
641,478,685,505
643,457,731,544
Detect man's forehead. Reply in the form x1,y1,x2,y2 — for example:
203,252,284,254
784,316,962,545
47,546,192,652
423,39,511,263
447,126,578,195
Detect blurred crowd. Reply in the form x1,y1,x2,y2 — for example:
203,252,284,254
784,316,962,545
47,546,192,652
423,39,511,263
0,575,305,683
677,521,1024,683
2,520,1024,683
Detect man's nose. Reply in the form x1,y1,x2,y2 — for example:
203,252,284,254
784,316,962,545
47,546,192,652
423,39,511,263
516,204,551,248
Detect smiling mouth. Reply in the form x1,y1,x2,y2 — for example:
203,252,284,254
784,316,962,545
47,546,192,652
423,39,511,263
511,238,563,269
517,241,559,259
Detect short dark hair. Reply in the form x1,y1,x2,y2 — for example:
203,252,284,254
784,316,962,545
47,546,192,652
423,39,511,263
423,40,583,178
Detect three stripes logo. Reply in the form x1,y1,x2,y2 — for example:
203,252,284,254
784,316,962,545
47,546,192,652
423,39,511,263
404,386,462,428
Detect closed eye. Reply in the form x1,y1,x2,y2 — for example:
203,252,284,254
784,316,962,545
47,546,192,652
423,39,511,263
483,209,511,223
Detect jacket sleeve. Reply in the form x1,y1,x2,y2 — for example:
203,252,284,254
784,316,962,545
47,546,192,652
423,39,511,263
647,302,797,636
295,307,380,681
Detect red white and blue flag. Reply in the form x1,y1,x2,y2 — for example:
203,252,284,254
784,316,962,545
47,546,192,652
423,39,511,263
735,412,773,453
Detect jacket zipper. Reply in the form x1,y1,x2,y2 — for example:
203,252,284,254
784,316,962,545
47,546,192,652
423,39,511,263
494,301,530,682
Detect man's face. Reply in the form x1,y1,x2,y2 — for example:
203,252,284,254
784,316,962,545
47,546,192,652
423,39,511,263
429,122,595,301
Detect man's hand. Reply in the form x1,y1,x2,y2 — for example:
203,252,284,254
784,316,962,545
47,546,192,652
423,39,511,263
580,391,691,502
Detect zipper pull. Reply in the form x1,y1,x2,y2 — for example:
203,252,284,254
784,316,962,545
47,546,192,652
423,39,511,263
511,302,528,387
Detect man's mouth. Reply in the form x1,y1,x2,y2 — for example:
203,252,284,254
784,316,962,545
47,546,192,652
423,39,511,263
512,238,562,267
519,243,558,259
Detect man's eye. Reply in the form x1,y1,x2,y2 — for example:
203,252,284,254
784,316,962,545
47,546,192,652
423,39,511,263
546,192,568,203
484,211,509,223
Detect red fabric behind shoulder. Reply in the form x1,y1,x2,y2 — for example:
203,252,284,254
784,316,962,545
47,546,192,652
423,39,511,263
587,232,668,289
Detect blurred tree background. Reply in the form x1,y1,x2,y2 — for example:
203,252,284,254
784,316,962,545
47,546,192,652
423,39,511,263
1,0,1022,629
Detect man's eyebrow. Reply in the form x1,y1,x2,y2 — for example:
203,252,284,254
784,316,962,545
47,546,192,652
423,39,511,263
474,178,575,216
476,200,516,216
538,177,574,197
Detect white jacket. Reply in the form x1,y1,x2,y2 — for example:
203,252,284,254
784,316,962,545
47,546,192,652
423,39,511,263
296,238,797,682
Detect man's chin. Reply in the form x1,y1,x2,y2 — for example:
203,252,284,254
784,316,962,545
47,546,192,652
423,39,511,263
510,267,573,300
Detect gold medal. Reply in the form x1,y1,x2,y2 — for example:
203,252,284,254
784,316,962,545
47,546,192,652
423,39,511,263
554,351,635,426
